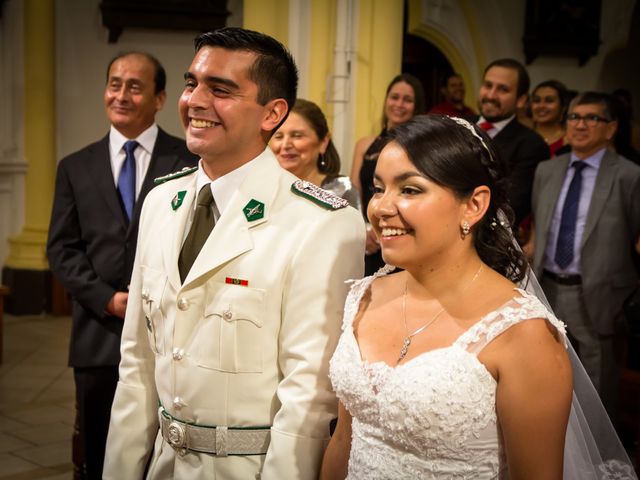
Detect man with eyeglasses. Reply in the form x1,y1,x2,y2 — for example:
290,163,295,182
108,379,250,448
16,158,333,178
530,91,640,418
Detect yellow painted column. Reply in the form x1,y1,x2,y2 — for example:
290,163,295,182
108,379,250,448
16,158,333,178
243,0,337,118
307,0,337,113
353,0,404,140
243,0,289,46
5,0,56,270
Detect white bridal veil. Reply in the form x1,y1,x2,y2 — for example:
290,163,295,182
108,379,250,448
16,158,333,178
520,266,637,479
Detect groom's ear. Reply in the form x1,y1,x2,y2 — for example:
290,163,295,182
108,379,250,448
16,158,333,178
462,185,491,228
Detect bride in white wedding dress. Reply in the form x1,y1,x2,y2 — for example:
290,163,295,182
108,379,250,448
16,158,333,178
320,115,635,479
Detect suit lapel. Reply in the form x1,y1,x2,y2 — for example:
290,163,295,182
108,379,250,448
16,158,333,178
129,129,181,236
90,135,128,228
182,152,279,287
534,155,570,272
540,156,570,233
581,150,616,247
492,118,517,144
492,118,517,143
139,129,179,199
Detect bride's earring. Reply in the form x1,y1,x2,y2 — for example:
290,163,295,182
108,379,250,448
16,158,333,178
461,220,470,238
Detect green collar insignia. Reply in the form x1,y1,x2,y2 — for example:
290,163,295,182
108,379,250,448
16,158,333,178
243,199,265,222
171,191,187,211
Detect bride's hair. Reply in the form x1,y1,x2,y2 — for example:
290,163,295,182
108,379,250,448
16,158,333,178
389,114,527,282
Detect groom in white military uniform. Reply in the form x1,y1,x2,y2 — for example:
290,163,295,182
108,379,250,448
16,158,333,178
104,28,365,479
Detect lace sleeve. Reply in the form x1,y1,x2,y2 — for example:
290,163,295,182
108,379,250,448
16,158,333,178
340,264,395,331
457,289,568,355
341,277,373,331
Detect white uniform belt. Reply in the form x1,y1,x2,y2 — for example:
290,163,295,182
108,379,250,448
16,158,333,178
159,408,271,456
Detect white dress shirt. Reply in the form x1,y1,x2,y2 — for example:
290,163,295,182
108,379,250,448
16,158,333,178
542,148,605,275
181,150,261,243
109,124,159,199
476,115,514,139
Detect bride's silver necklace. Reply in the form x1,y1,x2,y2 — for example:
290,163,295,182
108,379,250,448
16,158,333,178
397,264,484,365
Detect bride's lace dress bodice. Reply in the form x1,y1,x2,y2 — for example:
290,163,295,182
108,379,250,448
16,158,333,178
329,272,567,479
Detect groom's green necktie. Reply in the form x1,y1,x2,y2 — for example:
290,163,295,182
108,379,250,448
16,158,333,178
178,185,215,283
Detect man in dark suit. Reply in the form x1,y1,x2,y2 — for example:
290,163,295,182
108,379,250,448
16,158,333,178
531,92,640,416
476,59,549,229
47,51,197,479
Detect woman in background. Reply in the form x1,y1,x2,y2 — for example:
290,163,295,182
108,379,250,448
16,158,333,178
271,98,360,209
531,80,569,157
521,81,572,246
350,74,425,275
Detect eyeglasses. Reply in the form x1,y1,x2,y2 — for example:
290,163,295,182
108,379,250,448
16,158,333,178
566,113,611,127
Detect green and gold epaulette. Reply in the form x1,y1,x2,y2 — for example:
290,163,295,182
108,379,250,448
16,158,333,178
154,166,198,185
291,180,349,210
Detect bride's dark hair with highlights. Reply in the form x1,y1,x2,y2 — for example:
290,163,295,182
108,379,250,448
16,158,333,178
389,114,527,282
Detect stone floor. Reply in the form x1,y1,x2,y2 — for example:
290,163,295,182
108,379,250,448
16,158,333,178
0,314,75,480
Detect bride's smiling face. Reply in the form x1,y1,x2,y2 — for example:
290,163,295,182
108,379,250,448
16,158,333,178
367,142,465,269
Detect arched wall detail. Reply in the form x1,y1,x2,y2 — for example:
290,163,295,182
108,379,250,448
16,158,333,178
407,0,485,109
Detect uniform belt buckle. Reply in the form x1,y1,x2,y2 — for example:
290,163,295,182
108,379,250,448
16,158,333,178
167,421,188,454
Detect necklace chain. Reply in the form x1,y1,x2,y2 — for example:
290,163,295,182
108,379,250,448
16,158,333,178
397,264,484,365
535,126,564,143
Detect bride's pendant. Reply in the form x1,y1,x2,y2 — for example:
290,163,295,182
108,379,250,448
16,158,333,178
397,337,412,363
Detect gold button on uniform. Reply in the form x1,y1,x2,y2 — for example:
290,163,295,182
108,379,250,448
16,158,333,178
177,298,189,311
172,348,184,361
173,397,186,409
222,309,233,320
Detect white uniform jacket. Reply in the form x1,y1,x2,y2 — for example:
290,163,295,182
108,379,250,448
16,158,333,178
104,150,365,479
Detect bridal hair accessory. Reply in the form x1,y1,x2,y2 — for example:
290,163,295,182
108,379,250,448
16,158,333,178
397,264,483,365
490,208,509,230
461,220,471,237
448,116,494,162
490,217,507,230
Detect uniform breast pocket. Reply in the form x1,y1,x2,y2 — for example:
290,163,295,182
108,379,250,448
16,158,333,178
141,266,167,355
195,283,265,373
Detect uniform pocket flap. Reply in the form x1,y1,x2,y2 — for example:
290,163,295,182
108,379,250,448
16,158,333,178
204,283,265,328
140,266,168,355
141,266,167,306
